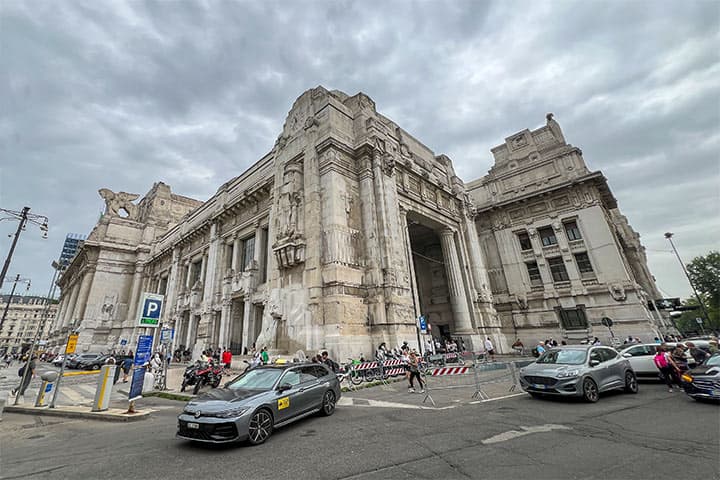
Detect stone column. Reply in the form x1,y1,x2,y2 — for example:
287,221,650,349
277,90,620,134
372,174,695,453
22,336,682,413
62,282,81,328
231,235,241,272
241,301,253,351
462,211,492,301
74,267,96,322
219,300,232,350
165,247,181,319
439,228,474,334
203,223,219,305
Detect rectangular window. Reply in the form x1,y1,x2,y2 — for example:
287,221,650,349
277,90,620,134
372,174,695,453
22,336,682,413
517,232,533,251
547,257,570,282
158,277,168,296
557,307,589,330
226,243,234,270
260,227,269,283
190,260,202,285
525,262,543,286
574,252,595,277
243,236,256,271
564,221,582,241
538,226,557,246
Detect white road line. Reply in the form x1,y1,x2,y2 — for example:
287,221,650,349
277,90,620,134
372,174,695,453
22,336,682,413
481,424,571,444
75,384,97,396
338,397,456,410
469,392,527,404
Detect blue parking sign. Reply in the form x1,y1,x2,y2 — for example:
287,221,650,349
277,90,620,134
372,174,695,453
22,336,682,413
138,293,164,327
418,315,427,333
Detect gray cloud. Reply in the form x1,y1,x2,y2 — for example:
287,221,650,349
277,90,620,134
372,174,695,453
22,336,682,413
1,0,717,300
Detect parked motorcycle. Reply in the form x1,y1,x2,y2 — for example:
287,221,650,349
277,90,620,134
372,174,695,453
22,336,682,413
180,361,203,392
192,360,223,395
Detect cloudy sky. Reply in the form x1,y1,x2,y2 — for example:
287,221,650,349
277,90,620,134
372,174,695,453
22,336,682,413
1,0,718,300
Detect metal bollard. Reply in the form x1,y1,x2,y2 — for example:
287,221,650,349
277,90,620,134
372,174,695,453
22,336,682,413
92,365,117,412
35,371,59,407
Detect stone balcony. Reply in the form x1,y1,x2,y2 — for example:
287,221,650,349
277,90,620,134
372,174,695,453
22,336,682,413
230,263,258,298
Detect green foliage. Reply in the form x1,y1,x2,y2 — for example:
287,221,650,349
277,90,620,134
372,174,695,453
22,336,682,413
686,250,720,309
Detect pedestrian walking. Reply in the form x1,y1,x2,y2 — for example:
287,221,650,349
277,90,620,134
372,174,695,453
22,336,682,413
686,342,710,366
485,337,496,361
260,346,269,365
221,348,232,370
11,355,37,397
406,350,424,393
120,356,133,383
654,345,678,392
321,351,339,373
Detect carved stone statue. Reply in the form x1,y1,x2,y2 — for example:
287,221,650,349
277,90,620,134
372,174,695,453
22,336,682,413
545,113,566,144
98,188,139,219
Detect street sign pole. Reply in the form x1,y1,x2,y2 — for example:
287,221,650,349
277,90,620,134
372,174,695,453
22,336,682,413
50,331,78,408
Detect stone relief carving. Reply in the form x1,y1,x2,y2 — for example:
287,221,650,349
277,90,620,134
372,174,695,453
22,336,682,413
609,283,627,302
98,188,139,219
510,134,528,150
545,113,566,144
514,292,529,310
381,152,395,176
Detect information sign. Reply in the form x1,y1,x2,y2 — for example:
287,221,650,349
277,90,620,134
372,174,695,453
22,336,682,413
138,293,164,327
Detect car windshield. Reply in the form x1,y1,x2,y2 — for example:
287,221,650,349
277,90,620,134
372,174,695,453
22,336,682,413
537,349,587,365
706,354,720,366
227,369,283,390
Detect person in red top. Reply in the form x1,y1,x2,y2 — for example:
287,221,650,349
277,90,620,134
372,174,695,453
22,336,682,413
221,348,232,370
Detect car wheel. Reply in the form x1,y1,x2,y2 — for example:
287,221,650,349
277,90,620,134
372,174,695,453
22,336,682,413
320,390,336,416
192,381,203,395
624,371,638,394
247,409,273,445
582,378,599,403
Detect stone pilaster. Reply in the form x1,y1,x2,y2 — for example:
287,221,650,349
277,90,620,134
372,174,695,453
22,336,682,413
439,228,473,334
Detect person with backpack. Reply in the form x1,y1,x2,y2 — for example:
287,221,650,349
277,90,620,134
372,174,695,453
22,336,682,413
653,345,678,392
11,355,36,397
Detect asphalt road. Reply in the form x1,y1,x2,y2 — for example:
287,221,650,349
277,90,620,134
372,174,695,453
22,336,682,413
1,382,718,480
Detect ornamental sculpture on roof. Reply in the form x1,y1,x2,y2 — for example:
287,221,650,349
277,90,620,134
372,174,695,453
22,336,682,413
98,188,140,219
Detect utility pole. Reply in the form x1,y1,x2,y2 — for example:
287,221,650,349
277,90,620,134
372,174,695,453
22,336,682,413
1,206,49,288
14,262,60,405
664,232,711,323
0,274,32,339
0,207,29,287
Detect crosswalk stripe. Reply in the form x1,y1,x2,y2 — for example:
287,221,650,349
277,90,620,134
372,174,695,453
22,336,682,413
61,387,86,404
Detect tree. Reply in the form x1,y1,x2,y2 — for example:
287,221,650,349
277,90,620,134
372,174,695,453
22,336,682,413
686,250,720,311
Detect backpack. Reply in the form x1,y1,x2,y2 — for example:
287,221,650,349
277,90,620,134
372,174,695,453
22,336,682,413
653,353,668,369
18,365,25,377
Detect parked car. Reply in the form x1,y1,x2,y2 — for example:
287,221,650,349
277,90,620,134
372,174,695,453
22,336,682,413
52,354,74,366
519,345,638,402
78,353,133,370
681,353,720,402
177,363,341,445
618,343,697,378
66,353,102,369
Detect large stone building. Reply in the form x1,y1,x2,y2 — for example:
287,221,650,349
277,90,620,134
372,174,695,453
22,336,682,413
0,295,58,355
49,87,667,359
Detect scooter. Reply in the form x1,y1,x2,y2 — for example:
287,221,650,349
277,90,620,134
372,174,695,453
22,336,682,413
192,361,224,395
180,361,203,392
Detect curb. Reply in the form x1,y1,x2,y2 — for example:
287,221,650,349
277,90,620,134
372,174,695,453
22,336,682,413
3,405,152,422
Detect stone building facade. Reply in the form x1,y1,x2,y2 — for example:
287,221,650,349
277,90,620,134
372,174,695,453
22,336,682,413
466,115,670,345
49,87,665,359
0,295,58,355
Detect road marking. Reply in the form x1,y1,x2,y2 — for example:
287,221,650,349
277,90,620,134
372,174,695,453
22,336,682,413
481,424,571,444
60,387,85,404
469,392,527,404
337,397,456,410
62,371,100,377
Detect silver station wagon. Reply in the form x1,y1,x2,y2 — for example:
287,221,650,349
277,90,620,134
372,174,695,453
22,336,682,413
519,345,638,402
177,363,341,445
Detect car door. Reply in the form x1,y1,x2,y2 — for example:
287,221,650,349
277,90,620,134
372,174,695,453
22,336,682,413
273,368,305,424
623,345,654,375
600,348,624,389
587,348,606,388
295,366,327,413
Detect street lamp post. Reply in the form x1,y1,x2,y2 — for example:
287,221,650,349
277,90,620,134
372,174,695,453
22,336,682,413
14,261,61,405
0,274,32,352
664,232,711,324
1,207,49,288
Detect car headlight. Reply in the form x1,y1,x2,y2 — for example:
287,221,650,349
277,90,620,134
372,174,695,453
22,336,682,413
557,369,580,378
215,407,248,418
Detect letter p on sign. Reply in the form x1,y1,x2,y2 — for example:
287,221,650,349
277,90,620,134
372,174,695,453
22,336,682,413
138,293,164,327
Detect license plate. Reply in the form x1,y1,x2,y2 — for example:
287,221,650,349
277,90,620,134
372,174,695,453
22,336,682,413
533,384,546,390
187,422,199,429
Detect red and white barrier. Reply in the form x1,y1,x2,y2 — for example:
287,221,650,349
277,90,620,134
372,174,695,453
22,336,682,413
353,362,378,371
386,367,406,376
382,359,403,367
429,366,469,376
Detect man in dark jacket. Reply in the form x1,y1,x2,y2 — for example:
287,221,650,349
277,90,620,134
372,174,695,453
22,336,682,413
321,351,339,373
